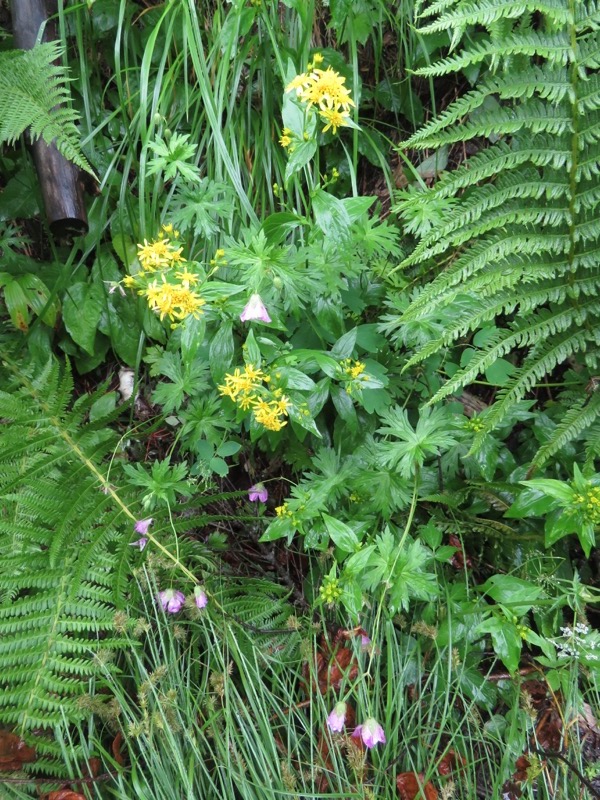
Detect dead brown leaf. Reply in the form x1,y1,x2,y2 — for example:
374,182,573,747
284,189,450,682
436,748,466,776
111,731,125,766
396,771,439,800
0,730,36,771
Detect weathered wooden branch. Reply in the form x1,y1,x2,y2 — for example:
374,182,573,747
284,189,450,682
10,0,88,238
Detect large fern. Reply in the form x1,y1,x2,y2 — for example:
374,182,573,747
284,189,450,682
0,356,138,774
391,0,600,466
0,41,91,173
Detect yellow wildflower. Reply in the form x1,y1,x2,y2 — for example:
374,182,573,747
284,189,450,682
122,275,136,288
286,72,311,95
175,268,199,287
137,238,172,271
300,66,355,113
342,359,366,380
279,128,292,148
320,106,350,135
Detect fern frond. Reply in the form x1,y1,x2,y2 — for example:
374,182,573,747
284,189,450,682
415,31,571,78
391,0,600,461
530,392,600,471
420,0,572,36
0,42,91,173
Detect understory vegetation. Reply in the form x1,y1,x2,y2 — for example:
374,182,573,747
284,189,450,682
1,0,600,798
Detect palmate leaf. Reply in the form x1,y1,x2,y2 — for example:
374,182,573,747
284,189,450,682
375,406,459,478
0,42,91,173
390,0,600,461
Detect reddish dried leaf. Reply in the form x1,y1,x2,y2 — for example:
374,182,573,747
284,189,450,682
306,635,360,695
86,757,101,778
513,754,531,783
499,779,522,800
0,730,36,770
45,793,86,800
448,534,473,570
396,772,439,800
436,748,466,776
535,708,562,752
111,731,125,766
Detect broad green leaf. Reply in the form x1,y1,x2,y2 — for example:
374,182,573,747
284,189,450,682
209,321,234,382
481,575,544,615
331,328,358,359
522,479,573,504
477,617,521,673
322,513,359,553
505,487,555,518
62,281,104,355
244,329,262,367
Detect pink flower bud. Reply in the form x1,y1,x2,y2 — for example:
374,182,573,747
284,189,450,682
129,537,148,551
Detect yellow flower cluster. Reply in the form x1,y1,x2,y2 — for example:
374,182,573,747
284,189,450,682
572,486,600,525
285,54,355,135
319,576,342,604
275,502,301,526
218,364,290,432
341,359,369,394
122,226,206,325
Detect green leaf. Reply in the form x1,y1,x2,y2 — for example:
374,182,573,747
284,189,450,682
505,487,555,518
322,513,359,553
521,479,574,504
340,579,364,619
2,275,30,331
481,575,544,615
344,545,377,576
331,328,357,359
331,385,358,430
287,404,322,438
244,329,262,367
277,367,316,390
420,522,442,549
261,212,305,244
285,139,318,182
477,616,522,673
312,189,352,243
216,441,241,458
209,321,235,383
209,456,229,477
62,282,104,355
458,667,497,709
89,392,118,422
260,516,294,543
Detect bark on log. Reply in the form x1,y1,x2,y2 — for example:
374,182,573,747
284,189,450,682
10,0,88,238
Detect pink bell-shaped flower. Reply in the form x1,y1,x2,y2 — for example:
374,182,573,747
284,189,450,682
248,483,268,503
352,718,386,749
158,589,185,613
240,293,271,323
327,701,347,733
